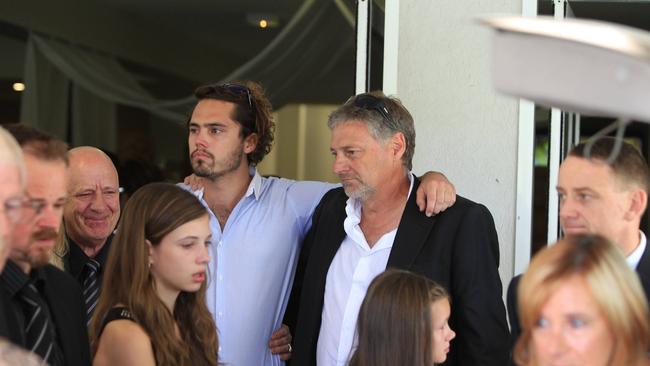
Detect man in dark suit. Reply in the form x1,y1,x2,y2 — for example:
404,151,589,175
0,125,91,366
59,146,120,322
288,92,510,366
507,137,650,346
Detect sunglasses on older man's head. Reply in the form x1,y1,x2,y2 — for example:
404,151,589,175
348,93,399,131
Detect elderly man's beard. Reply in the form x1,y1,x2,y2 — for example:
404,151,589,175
339,174,375,201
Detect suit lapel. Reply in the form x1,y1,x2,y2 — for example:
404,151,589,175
39,269,74,358
309,180,438,278
387,178,437,269
0,286,23,344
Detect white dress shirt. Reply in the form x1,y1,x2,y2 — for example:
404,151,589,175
316,174,414,366
626,230,647,270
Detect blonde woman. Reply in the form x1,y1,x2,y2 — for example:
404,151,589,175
514,235,650,366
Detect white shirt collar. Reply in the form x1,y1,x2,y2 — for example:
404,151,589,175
244,166,263,201
189,165,263,202
344,172,415,229
626,230,647,270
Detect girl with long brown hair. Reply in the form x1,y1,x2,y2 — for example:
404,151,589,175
90,183,218,366
349,269,455,366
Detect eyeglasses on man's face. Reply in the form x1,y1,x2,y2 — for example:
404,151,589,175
1,196,46,224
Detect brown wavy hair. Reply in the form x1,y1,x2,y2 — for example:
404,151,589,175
90,182,218,366
349,269,450,366
190,81,275,166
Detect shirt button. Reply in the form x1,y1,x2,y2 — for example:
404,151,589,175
219,275,224,281
218,240,223,247
218,311,223,317
218,346,222,352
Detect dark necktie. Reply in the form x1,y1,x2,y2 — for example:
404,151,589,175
21,283,54,363
83,258,100,325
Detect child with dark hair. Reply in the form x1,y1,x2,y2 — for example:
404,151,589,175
349,269,455,366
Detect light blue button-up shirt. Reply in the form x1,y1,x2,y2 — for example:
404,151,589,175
182,168,336,366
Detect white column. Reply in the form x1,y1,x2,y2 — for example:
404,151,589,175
513,0,539,275
395,0,522,288
547,0,567,245
383,0,400,95
355,0,370,94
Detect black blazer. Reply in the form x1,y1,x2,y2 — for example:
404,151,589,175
507,238,650,349
0,264,91,366
288,179,510,366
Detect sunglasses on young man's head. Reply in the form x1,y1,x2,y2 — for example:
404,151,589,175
194,82,255,131
196,83,254,112
220,83,253,111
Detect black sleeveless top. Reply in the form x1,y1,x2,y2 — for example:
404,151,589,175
99,307,135,336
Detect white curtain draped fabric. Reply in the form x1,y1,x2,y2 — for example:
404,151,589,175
71,86,118,151
20,35,192,149
26,34,192,121
19,0,355,147
20,38,70,140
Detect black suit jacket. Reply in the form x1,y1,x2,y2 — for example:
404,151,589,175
0,262,91,366
288,179,510,366
507,237,650,349
0,287,10,340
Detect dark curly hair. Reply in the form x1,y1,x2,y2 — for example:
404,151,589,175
189,81,275,166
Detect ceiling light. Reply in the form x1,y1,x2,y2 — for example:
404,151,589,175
12,82,25,92
247,14,279,29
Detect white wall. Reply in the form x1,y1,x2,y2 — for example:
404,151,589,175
395,0,522,289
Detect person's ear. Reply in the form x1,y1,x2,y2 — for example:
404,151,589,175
146,239,154,267
625,189,647,221
244,133,258,155
390,132,406,162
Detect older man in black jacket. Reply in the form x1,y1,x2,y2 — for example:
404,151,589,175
288,92,510,366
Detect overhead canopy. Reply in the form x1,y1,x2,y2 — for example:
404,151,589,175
480,15,650,122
